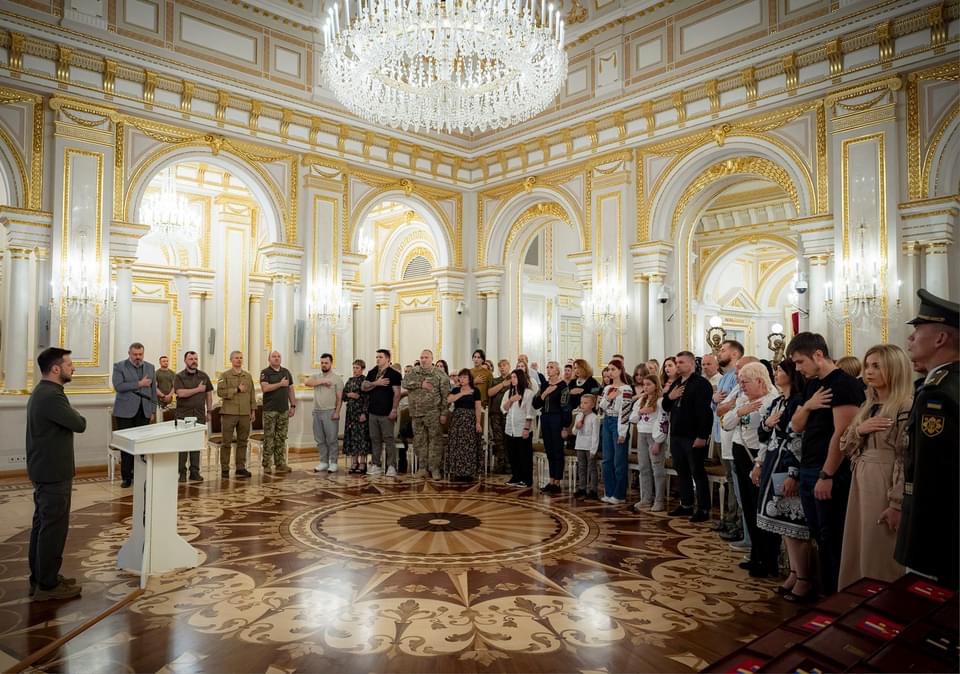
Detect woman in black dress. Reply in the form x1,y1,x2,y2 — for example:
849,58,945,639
447,368,482,481
343,359,371,473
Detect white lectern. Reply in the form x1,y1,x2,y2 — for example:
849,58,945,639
110,420,205,587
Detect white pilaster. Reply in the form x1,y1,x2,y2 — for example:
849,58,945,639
807,255,830,337
647,274,665,362
924,242,951,298
632,275,649,359
483,291,500,363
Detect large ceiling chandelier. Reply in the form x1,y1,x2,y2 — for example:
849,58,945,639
319,1,568,133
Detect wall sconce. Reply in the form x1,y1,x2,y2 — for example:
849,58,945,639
767,323,786,366
706,315,726,355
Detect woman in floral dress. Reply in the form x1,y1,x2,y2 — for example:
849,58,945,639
343,359,371,473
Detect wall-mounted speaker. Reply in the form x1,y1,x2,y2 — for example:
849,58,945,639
208,328,216,355
293,319,305,353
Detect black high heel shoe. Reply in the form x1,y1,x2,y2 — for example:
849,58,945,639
784,577,817,603
776,570,797,596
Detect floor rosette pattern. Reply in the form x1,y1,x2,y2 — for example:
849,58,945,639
0,471,797,672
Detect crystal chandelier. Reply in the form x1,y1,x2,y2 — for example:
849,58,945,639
55,229,115,319
319,0,568,133
582,261,628,333
824,221,889,327
140,168,201,244
307,265,353,331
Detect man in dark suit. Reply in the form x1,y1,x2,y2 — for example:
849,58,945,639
112,342,157,487
27,347,86,601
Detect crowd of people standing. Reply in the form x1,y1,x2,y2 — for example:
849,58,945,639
22,288,957,605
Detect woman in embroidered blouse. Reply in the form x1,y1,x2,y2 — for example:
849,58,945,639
723,361,780,578
629,374,669,511
837,344,912,588
502,368,536,488
343,359,371,474
598,360,634,504
753,358,810,601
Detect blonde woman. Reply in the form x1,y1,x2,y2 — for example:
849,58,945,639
838,344,912,588
722,361,780,577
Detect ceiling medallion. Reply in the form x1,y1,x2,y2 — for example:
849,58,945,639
320,1,568,134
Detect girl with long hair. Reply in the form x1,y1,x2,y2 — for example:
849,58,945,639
629,374,668,511
838,344,913,587
598,360,634,504
660,356,678,389
502,368,535,488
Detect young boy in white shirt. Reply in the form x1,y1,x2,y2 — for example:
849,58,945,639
573,394,600,499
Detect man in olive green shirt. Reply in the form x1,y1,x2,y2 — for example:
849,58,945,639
216,350,257,478
155,355,175,409
27,347,86,601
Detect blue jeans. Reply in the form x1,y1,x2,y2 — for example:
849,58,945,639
601,416,628,499
799,463,851,594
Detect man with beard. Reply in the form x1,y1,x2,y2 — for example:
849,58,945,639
174,351,213,482
305,353,343,474
112,342,157,488
714,340,746,543
27,347,86,601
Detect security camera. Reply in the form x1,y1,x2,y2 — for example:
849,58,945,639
657,288,669,304
455,300,465,315
794,278,809,294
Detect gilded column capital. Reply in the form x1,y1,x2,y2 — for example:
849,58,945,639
925,241,951,255
902,240,920,256
806,253,831,266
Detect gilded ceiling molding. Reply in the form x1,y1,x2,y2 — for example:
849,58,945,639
921,102,960,199
671,157,801,241
0,84,40,209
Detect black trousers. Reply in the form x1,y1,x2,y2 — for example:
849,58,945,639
116,406,150,481
540,414,565,481
733,443,781,572
178,451,201,475
29,480,72,590
671,435,710,511
505,434,533,485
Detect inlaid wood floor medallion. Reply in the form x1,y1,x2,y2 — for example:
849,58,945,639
0,470,800,673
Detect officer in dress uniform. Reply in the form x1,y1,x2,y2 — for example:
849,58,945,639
895,289,959,589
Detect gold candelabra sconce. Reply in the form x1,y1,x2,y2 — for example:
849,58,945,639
767,323,786,367
706,316,726,356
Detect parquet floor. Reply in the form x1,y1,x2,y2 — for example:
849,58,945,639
0,461,801,673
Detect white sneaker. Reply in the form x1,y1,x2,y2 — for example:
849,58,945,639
600,496,612,503
607,497,625,504
327,464,338,473
313,462,328,473
367,465,383,476
386,466,397,477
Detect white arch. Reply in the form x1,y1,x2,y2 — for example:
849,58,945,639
127,149,285,245
351,193,452,268
647,137,814,244
930,113,960,197
380,223,438,281
485,187,585,267
0,121,26,208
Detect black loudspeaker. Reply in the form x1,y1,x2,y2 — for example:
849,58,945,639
37,306,50,348
208,328,216,355
294,319,305,353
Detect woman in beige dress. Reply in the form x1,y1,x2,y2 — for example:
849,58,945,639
838,344,913,589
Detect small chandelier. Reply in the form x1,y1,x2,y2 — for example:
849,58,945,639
319,0,568,133
307,265,352,331
583,261,627,333
54,229,115,319
824,221,898,327
140,168,200,244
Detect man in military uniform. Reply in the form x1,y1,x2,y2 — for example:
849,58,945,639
216,350,257,479
174,350,213,482
259,350,296,474
402,349,449,478
896,289,959,589
155,355,175,410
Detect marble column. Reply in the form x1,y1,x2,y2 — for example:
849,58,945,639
484,291,499,363
647,274,665,362
3,247,32,391
633,275,649,360
900,242,919,318
807,255,829,337
188,292,204,356
375,292,392,350
112,257,135,354
249,294,263,373
924,242,951,299
795,257,810,333
440,294,458,363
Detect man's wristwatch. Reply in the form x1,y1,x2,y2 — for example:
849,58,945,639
818,470,833,480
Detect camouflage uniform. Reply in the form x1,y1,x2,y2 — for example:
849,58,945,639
402,365,449,475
